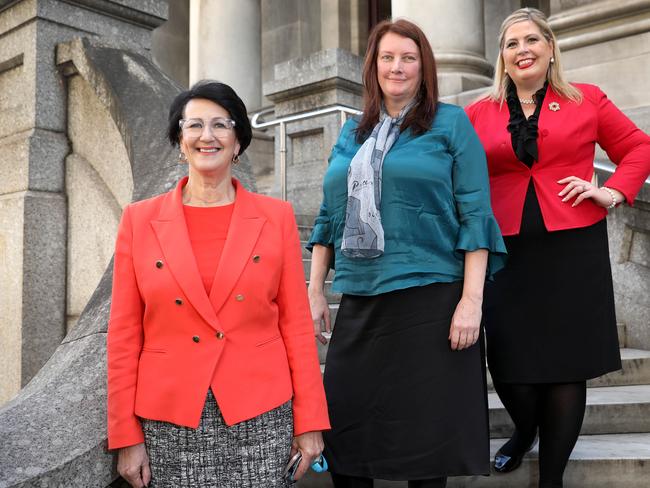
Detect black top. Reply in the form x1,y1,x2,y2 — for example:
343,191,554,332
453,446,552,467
506,80,548,167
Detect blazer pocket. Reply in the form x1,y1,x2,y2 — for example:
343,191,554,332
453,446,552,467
141,347,167,354
256,335,282,348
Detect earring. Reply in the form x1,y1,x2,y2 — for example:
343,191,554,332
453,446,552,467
504,68,507,74
232,154,240,165
178,151,187,163
550,57,555,64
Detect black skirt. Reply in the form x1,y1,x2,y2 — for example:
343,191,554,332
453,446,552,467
323,281,490,480
483,182,621,383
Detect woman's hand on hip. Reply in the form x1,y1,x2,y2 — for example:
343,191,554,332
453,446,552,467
308,286,331,345
290,431,325,481
117,442,151,488
558,176,624,208
449,295,482,351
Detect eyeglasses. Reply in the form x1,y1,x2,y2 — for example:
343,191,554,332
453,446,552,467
179,117,236,138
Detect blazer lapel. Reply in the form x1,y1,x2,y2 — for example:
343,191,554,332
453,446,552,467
209,180,266,314
151,177,219,329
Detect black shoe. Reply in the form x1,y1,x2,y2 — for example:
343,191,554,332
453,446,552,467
494,435,538,473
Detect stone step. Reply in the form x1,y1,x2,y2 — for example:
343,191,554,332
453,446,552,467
589,348,650,387
302,243,312,259
489,384,650,437
486,348,650,390
298,433,650,487
298,225,314,242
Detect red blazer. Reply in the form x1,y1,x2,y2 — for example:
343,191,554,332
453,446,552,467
466,83,650,236
107,177,330,450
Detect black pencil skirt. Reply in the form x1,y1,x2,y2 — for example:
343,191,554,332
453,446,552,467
323,281,490,480
483,183,621,383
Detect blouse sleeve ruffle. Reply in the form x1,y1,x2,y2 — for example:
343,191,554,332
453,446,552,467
455,213,508,279
306,196,335,246
306,213,333,251
305,209,336,270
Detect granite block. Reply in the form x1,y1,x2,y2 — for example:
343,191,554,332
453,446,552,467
0,29,34,139
21,190,67,384
66,154,122,329
0,131,30,194
27,128,68,192
0,0,37,36
67,75,132,208
264,48,363,101
33,20,78,132
0,194,25,405
0,334,115,488
37,0,164,49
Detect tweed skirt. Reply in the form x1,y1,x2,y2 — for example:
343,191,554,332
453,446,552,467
142,389,293,488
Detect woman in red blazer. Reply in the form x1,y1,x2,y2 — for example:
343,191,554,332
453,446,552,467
107,81,329,487
466,8,650,488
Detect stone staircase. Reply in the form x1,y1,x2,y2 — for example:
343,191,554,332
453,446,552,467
296,220,650,488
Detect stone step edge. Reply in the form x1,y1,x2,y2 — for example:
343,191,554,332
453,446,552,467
299,434,650,487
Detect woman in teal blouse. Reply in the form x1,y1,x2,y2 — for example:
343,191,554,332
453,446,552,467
308,19,506,488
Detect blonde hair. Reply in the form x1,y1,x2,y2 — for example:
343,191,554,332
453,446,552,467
488,8,582,103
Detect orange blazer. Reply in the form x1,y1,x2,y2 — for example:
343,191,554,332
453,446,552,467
466,83,650,236
107,177,330,450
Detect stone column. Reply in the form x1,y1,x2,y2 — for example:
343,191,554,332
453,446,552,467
391,0,493,96
189,0,262,110
263,49,363,219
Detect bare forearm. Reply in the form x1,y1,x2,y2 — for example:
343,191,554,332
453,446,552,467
308,244,333,293
462,249,488,302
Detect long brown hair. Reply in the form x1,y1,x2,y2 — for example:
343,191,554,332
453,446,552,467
356,19,439,142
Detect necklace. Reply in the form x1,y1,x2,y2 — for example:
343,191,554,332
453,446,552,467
519,98,536,105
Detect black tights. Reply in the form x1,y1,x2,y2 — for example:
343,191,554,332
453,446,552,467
330,474,447,488
493,380,587,488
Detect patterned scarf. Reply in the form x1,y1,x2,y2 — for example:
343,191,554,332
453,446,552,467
341,100,416,258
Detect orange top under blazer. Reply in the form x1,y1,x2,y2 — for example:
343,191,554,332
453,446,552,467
107,177,330,450
465,83,650,236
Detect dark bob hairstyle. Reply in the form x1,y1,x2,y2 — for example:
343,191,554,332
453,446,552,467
356,19,439,142
167,80,252,155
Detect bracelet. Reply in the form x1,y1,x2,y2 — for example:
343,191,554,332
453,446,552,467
601,186,618,209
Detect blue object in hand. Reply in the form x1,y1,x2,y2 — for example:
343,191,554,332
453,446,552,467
311,455,328,473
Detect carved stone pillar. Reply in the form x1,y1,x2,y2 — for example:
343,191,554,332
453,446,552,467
391,0,493,96
189,0,262,110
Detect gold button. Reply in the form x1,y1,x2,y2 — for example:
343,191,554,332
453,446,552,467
235,294,244,302
192,335,200,343
216,331,225,340
155,260,164,269
252,255,260,263
175,298,183,305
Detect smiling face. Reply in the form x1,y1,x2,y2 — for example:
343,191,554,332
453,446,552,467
179,98,240,178
376,32,422,109
502,20,553,91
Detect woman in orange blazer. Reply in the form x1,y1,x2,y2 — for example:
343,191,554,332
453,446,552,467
107,81,329,488
466,8,650,488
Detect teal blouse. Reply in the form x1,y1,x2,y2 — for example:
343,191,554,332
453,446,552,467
308,102,507,296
